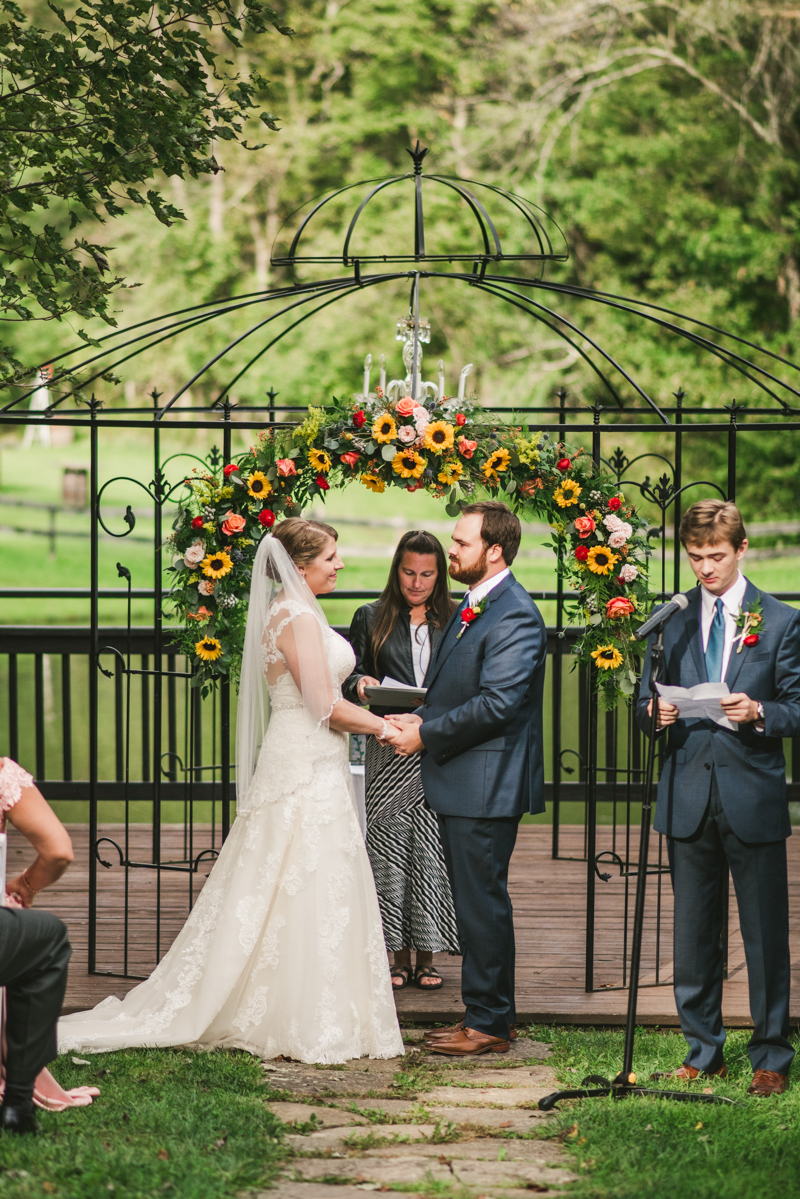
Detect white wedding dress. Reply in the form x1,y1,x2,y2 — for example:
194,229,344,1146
58,600,404,1064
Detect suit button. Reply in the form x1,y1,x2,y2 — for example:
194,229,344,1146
704,763,711,770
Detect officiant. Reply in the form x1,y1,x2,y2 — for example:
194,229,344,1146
344,530,459,989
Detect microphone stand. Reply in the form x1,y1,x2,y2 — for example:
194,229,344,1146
539,624,736,1110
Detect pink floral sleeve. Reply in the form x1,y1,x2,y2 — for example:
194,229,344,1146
0,758,33,813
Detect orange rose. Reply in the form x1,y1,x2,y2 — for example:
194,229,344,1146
340,451,360,468
606,596,636,620
458,436,477,459
520,479,543,497
395,396,417,416
574,515,596,538
221,510,246,537
277,459,297,477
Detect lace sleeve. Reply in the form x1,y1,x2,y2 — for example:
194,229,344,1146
266,601,336,725
261,600,308,671
0,758,33,812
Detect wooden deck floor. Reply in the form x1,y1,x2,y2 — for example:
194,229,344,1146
12,823,800,1027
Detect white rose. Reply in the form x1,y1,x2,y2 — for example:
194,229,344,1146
398,425,417,444
619,564,638,582
413,407,430,434
184,540,206,568
603,514,622,532
608,531,628,549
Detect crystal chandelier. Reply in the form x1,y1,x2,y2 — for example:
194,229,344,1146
359,314,473,403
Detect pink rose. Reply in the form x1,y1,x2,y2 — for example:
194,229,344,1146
184,540,205,568
398,425,417,444
458,436,477,459
574,515,596,538
618,564,638,583
412,407,430,434
277,459,297,477
221,510,246,537
603,514,622,532
396,396,417,416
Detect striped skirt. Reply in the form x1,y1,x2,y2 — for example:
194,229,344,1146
365,736,460,954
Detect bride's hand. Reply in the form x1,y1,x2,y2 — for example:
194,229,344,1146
379,721,402,745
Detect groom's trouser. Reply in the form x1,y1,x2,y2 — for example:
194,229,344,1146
436,814,520,1040
670,773,793,1076
0,909,71,1094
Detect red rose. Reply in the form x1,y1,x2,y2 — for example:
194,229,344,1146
340,451,360,468
191,516,204,529
574,515,596,538
316,475,330,491
608,496,622,511
456,413,467,426
406,482,425,492
462,607,477,624
575,545,589,562
352,409,366,428
258,509,276,528
556,457,571,472
606,596,636,620
223,463,239,477
743,633,760,646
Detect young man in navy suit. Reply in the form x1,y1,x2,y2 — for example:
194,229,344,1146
389,502,547,1057
638,499,800,1096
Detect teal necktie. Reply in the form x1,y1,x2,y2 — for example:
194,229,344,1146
705,597,725,682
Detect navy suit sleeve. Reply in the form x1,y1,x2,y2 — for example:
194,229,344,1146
763,610,800,738
419,604,546,766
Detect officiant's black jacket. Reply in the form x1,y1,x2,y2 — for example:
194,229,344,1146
343,601,447,718
636,579,800,842
419,574,547,818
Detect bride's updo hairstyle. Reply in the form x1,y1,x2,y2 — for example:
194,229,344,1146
268,517,338,577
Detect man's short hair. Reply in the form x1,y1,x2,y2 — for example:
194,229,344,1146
461,501,521,565
679,500,746,551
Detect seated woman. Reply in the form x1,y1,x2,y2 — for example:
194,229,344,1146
344,530,459,990
0,758,99,1113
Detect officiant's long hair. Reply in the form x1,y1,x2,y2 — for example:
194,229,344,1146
371,530,456,659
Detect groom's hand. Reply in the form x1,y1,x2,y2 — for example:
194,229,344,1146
387,713,424,756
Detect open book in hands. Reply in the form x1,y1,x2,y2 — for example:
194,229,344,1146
363,676,427,710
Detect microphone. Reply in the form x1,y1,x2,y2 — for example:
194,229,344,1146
633,592,689,641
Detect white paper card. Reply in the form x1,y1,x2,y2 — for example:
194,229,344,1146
655,681,735,730
381,676,419,691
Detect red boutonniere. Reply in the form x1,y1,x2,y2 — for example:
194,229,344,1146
457,596,488,639
733,597,766,653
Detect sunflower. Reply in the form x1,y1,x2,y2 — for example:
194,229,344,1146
309,447,332,474
360,472,386,494
591,643,624,671
481,448,511,479
586,546,619,575
554,478,582,507
392,450,426,479
372,412,398,444
201,549,233,579
195,635,223,662
424,420,455,454
438,461,463,485
247,471,272,499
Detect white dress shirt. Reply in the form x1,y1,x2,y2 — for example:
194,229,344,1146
410,622,430,687
465,567,510,610
700,570,746,682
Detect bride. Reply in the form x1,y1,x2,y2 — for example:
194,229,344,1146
59,518,405,1064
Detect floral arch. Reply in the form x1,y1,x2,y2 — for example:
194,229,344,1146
169,387,652,708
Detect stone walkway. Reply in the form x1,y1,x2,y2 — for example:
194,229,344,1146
256,1032,578,1199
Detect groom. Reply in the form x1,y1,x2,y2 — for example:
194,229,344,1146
389,501,547,1056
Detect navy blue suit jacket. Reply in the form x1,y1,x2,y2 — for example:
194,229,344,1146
419,573,547,818
636,579,800,843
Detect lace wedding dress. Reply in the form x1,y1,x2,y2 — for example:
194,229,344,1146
58,600,404,1064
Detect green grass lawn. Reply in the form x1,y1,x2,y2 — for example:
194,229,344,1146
543,1024,800,1199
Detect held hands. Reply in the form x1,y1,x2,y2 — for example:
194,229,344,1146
386,713,424,757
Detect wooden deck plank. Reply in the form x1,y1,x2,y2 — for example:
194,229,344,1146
10,824,798,1027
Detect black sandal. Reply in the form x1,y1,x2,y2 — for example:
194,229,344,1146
391,965,411,990
413,965,444,990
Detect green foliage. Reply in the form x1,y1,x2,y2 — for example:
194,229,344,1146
0,0,291,380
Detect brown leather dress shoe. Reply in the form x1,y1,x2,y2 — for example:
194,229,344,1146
425,1020,518,1042
427,1027,510,1056
650,1063,728,1081
747,1069,788,1096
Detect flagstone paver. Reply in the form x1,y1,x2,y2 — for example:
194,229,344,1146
266,1030,575,1199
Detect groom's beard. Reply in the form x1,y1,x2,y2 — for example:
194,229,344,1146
448,548,489,588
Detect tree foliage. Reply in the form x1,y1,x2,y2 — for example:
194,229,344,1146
0,0,290,376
